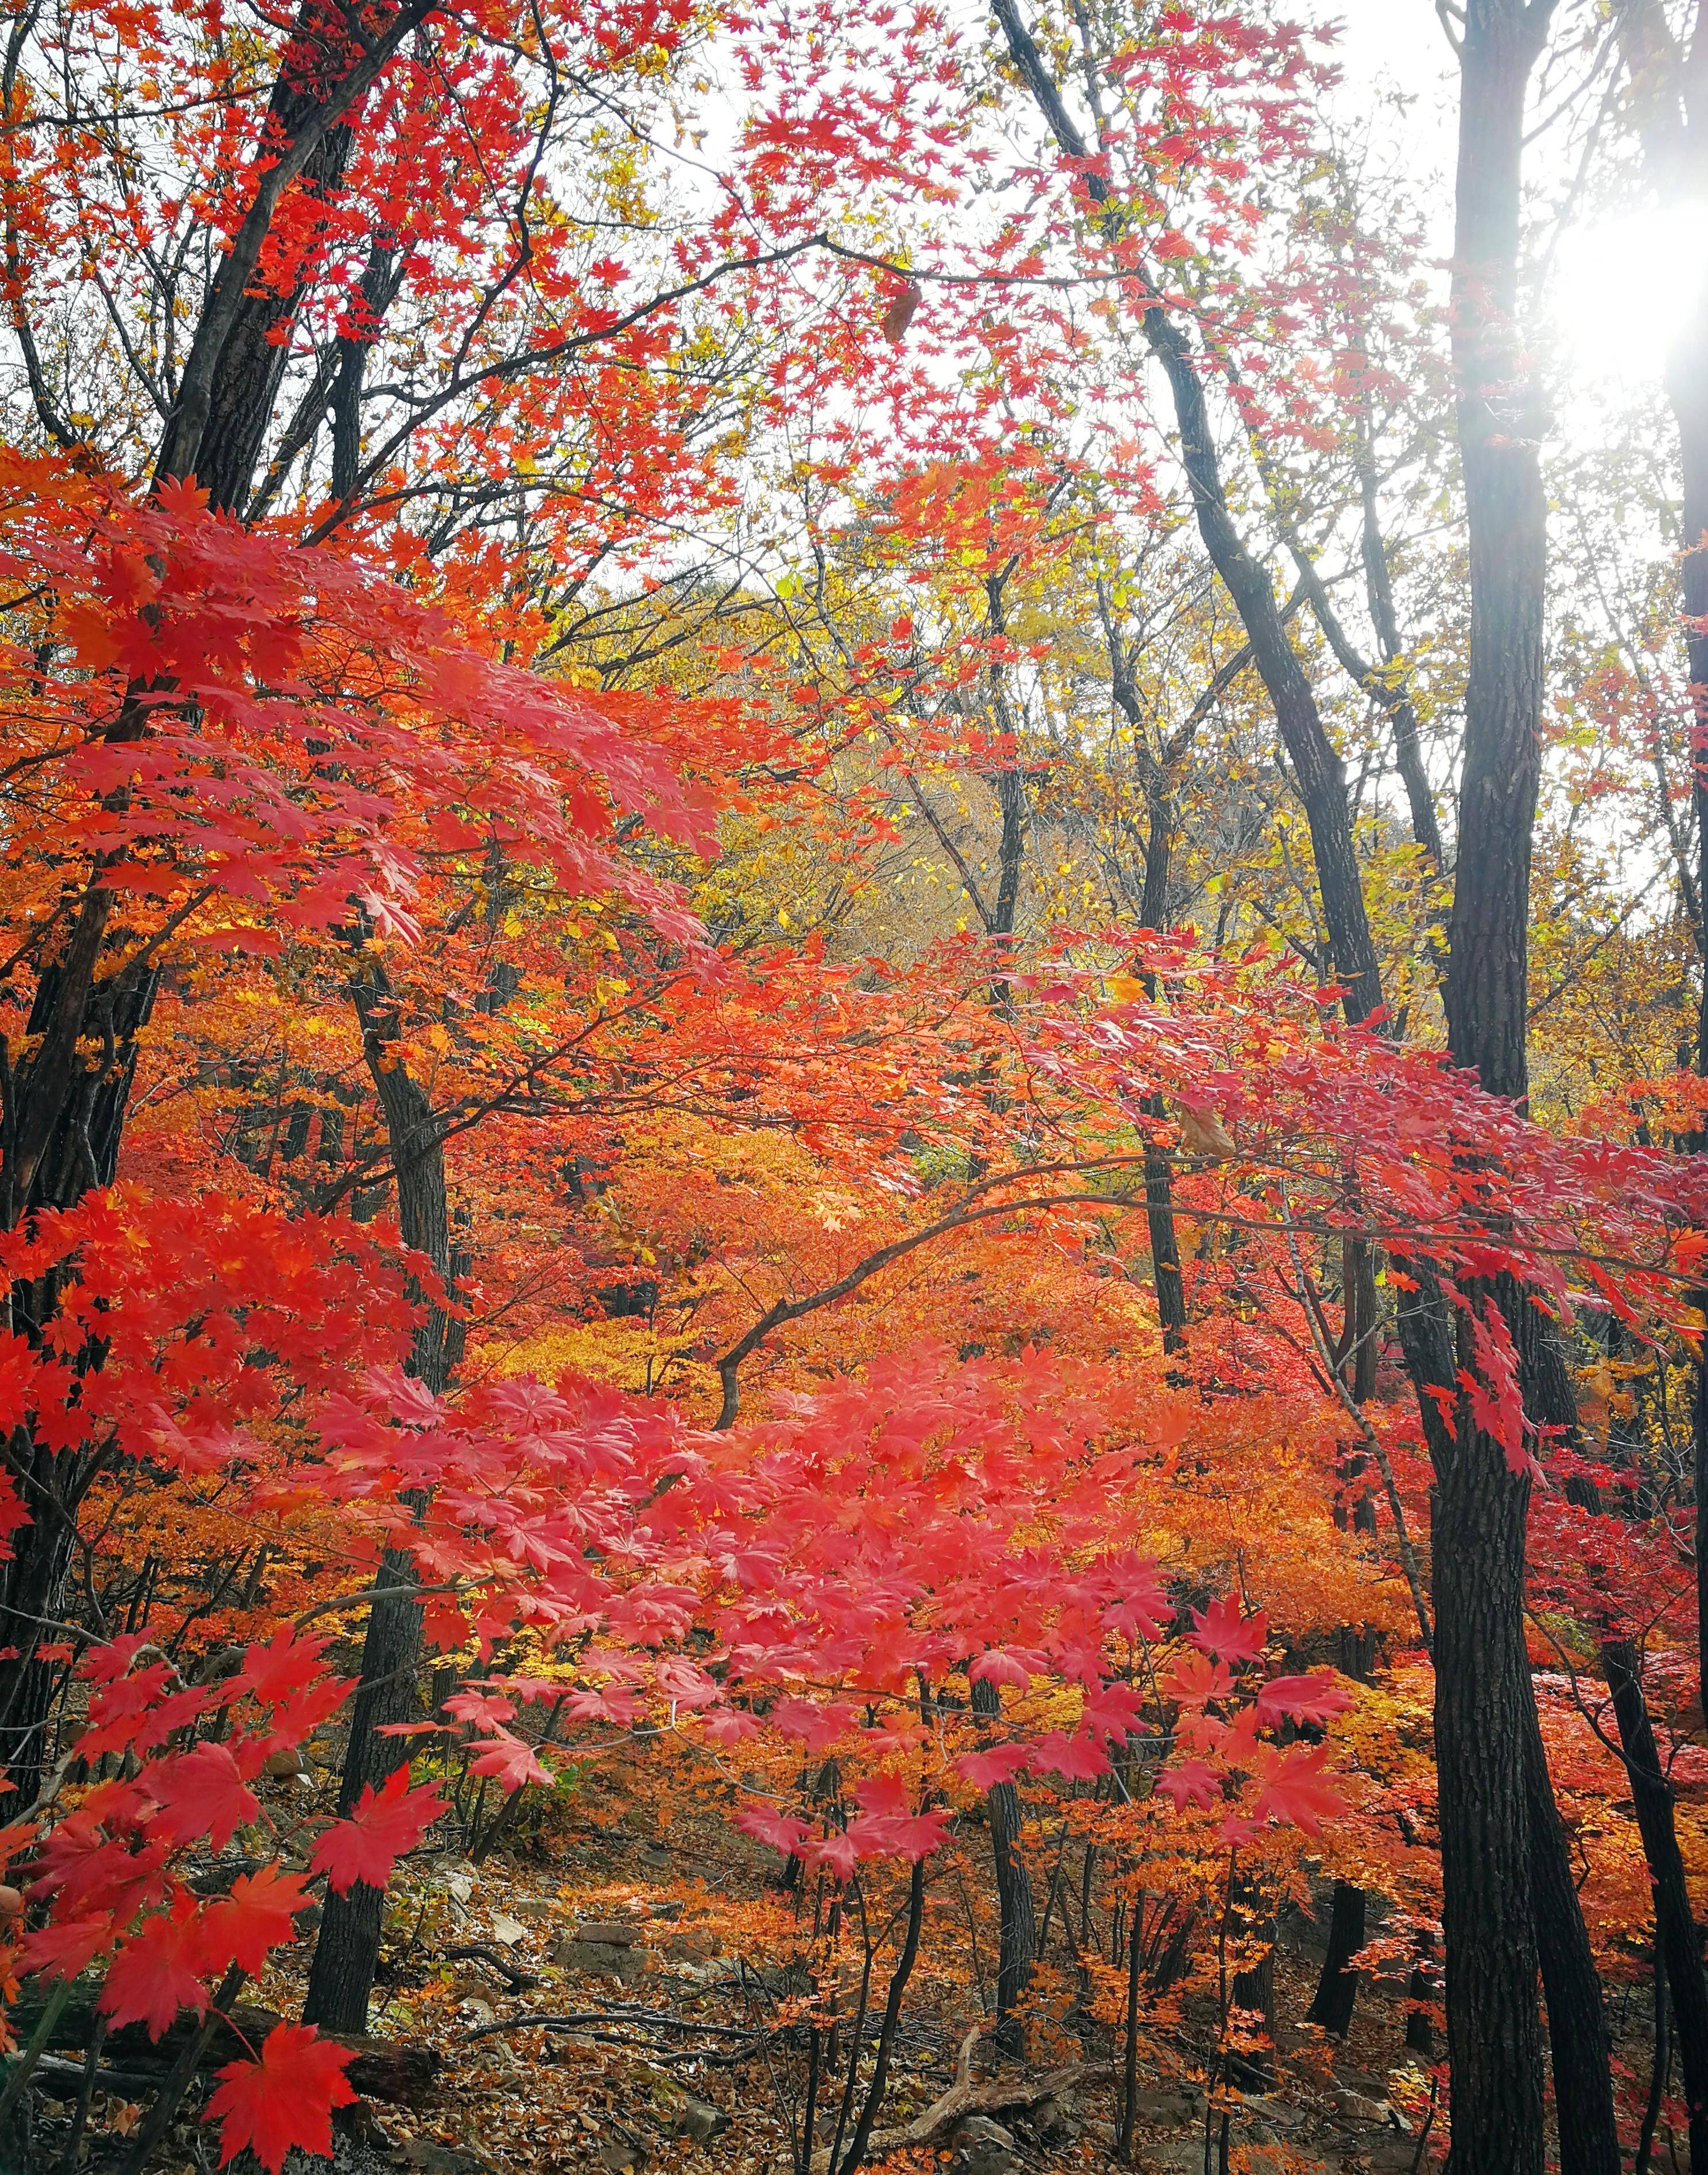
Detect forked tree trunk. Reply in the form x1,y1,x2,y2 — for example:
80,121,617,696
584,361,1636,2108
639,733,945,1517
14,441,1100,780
989,9,1613,2164
0,1,431,1812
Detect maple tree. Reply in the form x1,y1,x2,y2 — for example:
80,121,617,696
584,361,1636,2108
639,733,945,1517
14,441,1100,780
3,0,1708,2171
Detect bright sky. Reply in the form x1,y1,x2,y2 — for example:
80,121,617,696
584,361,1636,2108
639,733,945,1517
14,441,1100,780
1322,0,1706,389
1327,0,1454,103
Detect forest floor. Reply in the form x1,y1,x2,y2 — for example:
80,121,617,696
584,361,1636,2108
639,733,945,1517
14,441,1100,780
18,1761,1457,2175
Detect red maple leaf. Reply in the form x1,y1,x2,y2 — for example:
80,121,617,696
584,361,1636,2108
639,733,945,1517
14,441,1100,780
467,1727,553,1792
231,1625,333,1708
733,1802,810,1855
802,1829,859,1880
21,1911,115,1983
99,1899,208,2039
1028,1729,1110,1780
1154,1757,1220,1812
1187,1594,1268,1666
1460,1297,1530,1474
144,1741,259,1851
205,2022,357,2173
0,1482,30,1561
199,1863,315,1975
1253,1672,1353,1727
968,1647,1034,1691
1249,1742,1347,1837
954,1744,1031,1790
1158,1649,1233,1709
851,1773,912,1818
308,1768,444,1894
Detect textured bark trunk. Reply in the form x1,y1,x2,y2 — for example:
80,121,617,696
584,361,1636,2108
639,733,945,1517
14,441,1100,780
302,958,463,2032
1134,304,1381,1027
297,1538,424,2032
328,243,402,505
1305,1881,1364,2037
1428,1309,1543,2173
1446,15,1552,1112
990,9,1609,2166
971,1674,1037,2055
991,766,1026,955
153,0,432,497
1524,1705,1621,2175
1356,424,1445,870
0,906,159,1799
1431,10,1586,2171
1136,783,1186,1350
1228,1931,1276,2085
1601,1638,1708,2162
191,114,356,515
1513,1328,1628,2175
992,0,1384,1034
1309,1236,1378,2030
0,1,425,1797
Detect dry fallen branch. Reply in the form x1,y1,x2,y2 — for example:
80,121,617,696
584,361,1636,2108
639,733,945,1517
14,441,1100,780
459,2009,762,2046
440,1941,543,1994
810,2053,1117,2170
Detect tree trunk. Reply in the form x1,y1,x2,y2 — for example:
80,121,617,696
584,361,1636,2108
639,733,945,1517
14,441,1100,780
971,1675,1036,2056
1309,1238,1379,2030
0,909,161,1798
1428,1324,1543,2173
1431,9,1596,2170
1601,1638,1708,2162
1228,1932,1276,2087
302,956,463,2032
1306,1881,1364,2039
1524,1703,1621,2175
991,9,1611,2166
1136,779,1186,1350
991,0,1384,1034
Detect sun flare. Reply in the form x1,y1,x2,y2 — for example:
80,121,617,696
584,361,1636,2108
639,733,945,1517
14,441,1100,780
1550,198,1708,382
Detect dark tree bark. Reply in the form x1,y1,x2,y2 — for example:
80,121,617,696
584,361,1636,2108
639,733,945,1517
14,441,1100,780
1100,561,1264,1362
1135,763,1186,1351
1430,9,1620,2172
1228,1928,1276,2087
1445,4,1555,1110
153,0,436,495
1305,1880,1363,2038
1356,415,1446,871
991,11,1614,2168
328,244,402,505
1601,1638,1708,2162
1428,1359,1542,2173
0,0,430,1802
971,1674,1037,2056
302,954,464,2033
992,0,1382,1030
1524,1703,1621,2175
1309,1238,1379,2031
831,1860,927,2175
0,889,161,1799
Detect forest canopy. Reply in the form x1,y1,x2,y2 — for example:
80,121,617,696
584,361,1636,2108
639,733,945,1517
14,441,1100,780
0,2,1703,2173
